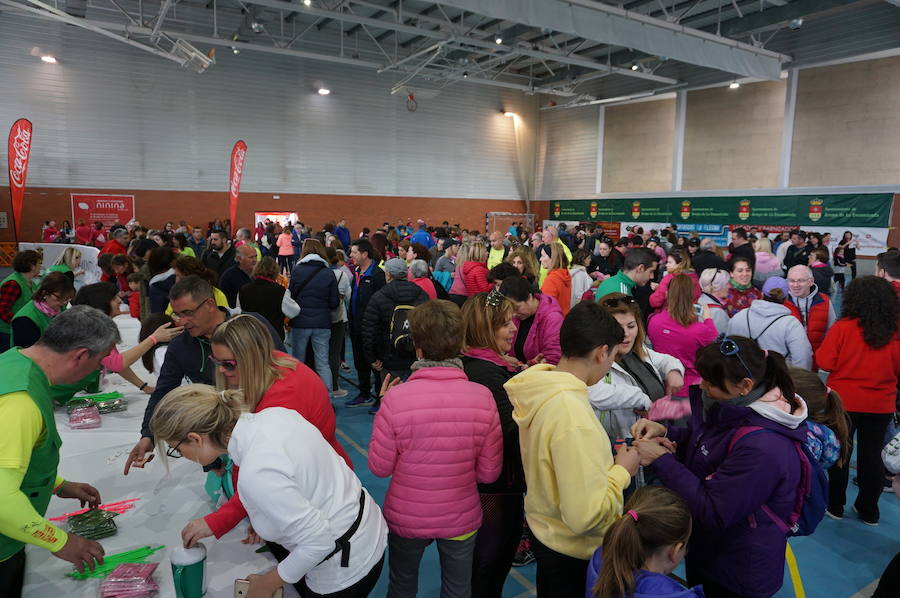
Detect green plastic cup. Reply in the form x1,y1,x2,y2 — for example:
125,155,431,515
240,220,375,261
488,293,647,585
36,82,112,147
170,543,207,598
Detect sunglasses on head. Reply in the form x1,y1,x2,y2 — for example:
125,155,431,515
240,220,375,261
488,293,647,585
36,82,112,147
209,356,238,371
716,334,754,381
602,296,637,308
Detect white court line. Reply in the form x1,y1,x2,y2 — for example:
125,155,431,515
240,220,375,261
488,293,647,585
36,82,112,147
509,568,536,596
336,427,368,458
849,579,879,598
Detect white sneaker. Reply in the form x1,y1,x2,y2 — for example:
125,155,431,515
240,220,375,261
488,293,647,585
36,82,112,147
331,389,349,398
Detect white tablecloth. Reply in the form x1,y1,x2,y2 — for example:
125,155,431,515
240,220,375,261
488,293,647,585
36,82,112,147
23,317,300,597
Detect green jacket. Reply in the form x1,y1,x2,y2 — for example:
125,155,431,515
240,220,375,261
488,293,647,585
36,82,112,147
594,271,636,301
0,349,61,560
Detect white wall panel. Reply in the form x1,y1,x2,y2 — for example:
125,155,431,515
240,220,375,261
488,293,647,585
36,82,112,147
535,105,598,200
0,16,535,200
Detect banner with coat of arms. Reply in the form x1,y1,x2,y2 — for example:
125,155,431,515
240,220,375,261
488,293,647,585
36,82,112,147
547,194,893,227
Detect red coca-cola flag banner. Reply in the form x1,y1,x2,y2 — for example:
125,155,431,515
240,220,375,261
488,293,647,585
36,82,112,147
8,119,33,242
229,140,247,234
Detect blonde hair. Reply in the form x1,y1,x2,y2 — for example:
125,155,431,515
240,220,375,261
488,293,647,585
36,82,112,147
210,315,295,410
545,243,569,270
54,246,82,269
699,267,730,293
461,292,515,354
466,242,488,264
149,384,245,465
755,237,774,256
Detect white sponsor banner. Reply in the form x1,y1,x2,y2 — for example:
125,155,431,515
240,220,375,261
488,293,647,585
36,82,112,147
812,226,888,257
20,242,101,287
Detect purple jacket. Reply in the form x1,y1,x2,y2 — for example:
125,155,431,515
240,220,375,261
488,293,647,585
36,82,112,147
511,293,564,365
653,387,805,598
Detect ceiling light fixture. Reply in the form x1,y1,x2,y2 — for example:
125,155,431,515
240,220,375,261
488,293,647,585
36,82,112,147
232,47,240,54
41,55,57,64
495,36,503,45
631,63,639,71
303,0,311,5
318,88,331,95
729,81,740,89
462,71,469,78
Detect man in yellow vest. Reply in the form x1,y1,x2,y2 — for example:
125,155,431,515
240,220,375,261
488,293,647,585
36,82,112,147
486,231,510,270
0,305,120,596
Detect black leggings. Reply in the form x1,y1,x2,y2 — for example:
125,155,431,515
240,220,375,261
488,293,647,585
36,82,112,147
471,493,524,598
277,254,292,274
828,411,892,521
0,548,25,598
531,534,589,598
267,542,384,598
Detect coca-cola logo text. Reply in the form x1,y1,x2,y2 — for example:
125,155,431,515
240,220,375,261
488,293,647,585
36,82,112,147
9,125,32,189
230,146,246,198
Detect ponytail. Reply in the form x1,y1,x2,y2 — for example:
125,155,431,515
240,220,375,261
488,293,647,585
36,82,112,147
789,367,851,466
761,350,798,411
825,389,851,466
149,383,246,467
593,487,691,598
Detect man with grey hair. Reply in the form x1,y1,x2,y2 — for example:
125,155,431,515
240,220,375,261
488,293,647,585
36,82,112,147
0,306,120,595
691,237,727,277
360,258,429,414
785,264,836,364
234,227,262,262
99,226,129,256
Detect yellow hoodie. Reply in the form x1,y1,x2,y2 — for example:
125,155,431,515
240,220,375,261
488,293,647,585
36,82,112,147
504,364,631,559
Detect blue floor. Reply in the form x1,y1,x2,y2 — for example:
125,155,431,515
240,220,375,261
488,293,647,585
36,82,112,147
330,349,898,598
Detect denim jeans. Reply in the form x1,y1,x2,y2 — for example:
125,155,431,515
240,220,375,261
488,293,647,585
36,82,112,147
291,327,333,392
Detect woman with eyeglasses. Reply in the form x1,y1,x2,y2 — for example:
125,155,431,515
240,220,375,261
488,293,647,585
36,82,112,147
176,315,352,589
697,268,731,334
460,291,527,596
10,272,75,349
151,384,387,598
498,276,564,366
722,256,763,317
632,336,809,598
588,293,684,440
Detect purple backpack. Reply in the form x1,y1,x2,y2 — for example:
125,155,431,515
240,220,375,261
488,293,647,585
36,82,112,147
728,425,828,536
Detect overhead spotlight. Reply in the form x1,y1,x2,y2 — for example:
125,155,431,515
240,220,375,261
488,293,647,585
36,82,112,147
41,55,57,64
251,20,263,33
462,71,469,78
495,36,503,45
232,47,240,54
631,63,639,71
503,111,515,117
303,0,311,5
318,88,331,95
789,17,803,30
729,81,740,89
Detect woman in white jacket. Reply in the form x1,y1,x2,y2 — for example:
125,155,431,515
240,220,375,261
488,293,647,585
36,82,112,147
569,249,595,307
151,384,388,598
587,294,685,440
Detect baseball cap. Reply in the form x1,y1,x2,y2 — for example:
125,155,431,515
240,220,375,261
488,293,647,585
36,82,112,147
384,258,409,279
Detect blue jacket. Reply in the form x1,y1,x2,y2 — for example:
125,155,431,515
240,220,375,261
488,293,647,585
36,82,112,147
288,254,339,329
350,261,386,330
334,225,351,250
410,228,435,248
586,549,704,598
653,387,805,598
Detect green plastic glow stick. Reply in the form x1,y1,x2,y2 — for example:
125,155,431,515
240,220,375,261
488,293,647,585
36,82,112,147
66,545,164,579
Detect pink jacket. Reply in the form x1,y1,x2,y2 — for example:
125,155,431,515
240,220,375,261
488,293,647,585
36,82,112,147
511,293,564,365
646,311,718,396
368,366,503,538
649,271,701,310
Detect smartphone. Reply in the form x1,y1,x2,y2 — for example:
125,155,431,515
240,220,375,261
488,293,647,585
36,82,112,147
693,303,703,317
235,579,284,598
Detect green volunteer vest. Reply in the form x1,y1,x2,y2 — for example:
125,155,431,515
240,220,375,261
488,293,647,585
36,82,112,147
10,301,52,348
0,272,36,335
49,370,103,406
0,348,62,560
46,264,72,275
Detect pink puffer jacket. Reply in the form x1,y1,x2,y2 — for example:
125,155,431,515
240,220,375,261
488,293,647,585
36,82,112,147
368,365,503,538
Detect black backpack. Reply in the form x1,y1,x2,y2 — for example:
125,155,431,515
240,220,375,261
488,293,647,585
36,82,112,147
389,304,417,358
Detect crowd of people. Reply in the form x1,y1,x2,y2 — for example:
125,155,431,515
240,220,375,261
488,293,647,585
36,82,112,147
1,214,899,598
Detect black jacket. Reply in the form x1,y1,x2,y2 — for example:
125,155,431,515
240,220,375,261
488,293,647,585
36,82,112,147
201,244,236,279
589,252,621,277
219,265,252,308
148,271,176,314
691,249,727,277
361,280,428,370
349,263,386,330
728,242,756,269
289,255,339,329
140,308,285,437
239,278,287,339
783,244,813,272
462,355,526,494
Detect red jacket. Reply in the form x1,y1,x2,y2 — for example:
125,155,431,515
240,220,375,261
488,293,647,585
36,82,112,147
203,352,352,537
462,261,492,296
816,319,900,413
99,238,127,255
540,269,572,316
785,292,831,355
128,292,141,319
